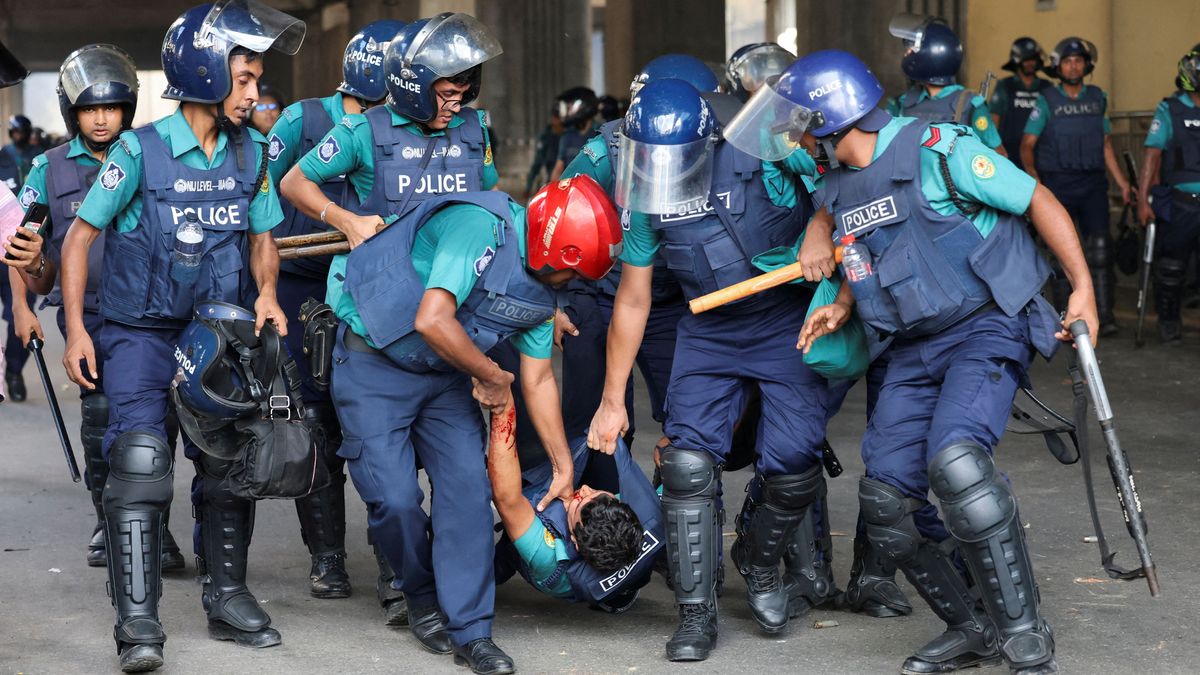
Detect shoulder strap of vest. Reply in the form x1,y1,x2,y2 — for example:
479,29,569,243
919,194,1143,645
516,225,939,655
43,143,80,197
366,105,396,154
888,121,926,182
727,143,761,181
456,107,484,146
952,89,973,125
300,98,336,151
134,126,173,192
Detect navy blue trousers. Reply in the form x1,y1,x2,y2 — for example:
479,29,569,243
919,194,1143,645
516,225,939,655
331,325,494,646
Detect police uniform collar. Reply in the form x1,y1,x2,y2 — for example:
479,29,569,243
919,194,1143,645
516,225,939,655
1054,83,1091,100
1176,91,1198,109
66,134,101,163
388,106,464,136
164,107,229,160
928,83,964,101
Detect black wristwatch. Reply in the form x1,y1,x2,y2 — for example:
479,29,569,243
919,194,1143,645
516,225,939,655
26,254,45,279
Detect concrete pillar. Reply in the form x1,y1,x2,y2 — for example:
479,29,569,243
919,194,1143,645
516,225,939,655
474,0,590,193
604,0,725,99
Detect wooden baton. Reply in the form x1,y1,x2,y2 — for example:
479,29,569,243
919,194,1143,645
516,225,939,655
278,241,351,261
688,247,843,315
274,230,347,250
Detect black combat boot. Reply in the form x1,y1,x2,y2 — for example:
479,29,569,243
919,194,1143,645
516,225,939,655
1155,257,1186,344
661,447,721,661
839,532,913,618
295,472,351,598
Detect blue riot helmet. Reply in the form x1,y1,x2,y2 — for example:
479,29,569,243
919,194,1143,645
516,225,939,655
614,78,718,215
1003,36,1045,72
724,49,886,166
0,39,28,88
630,54,720,97
889,13,962,86
726,42,796,102
339,19,406,103
383,12,503,123
161,0,306,104
57,44,139,146
1046,37,1097,83
173,301,286,457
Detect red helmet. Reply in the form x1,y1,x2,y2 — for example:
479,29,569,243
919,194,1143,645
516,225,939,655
526,175,623,281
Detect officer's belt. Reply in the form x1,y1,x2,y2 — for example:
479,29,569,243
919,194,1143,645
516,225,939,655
344,329,380,354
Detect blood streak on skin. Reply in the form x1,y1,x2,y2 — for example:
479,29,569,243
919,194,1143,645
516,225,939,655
490,405,517,448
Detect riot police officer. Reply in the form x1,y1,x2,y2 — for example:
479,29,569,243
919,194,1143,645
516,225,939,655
266,17,406,610
547,86,598,182
1138,47,1200,343
886,14,1005,152
1021,37,1133,336
2,44,188,572
280,12,501,231
57,2,303,670
990,37,1052,170
589,78,835,661
3,114,37,182
320,176,621,674
734,48,1098,674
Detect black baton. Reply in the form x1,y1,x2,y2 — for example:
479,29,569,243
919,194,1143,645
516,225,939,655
27,337,81,483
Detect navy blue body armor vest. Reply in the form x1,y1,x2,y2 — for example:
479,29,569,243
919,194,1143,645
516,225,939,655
344,191,557,372
358,105,485,219
650,141,809,313
822,121,1050,339
1035,86,1106,173
42,142,104,310
277,98,360,278
996,76,1050,163
1162,96,1200,186
897,86,973,125
99,127,258,327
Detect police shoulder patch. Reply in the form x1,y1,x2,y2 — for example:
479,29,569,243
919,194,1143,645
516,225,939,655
543,528,556,548
317,135,341,164
974,114,990,132
484,143,493,166
474,246,496,276
98,161,127,191
971,154,996,179
267,134,286,162
1149,118,1162,135
18,184,40,209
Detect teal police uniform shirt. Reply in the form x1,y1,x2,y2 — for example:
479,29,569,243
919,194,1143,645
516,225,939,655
18,135,100,212
814,116,1037,237
1023,84,1113,136
617,146,820,267
324,200,554,358
513,518,573,598
1144,92,1200,195
77,109,282,235
266,92,351,184
296,106,498,207
886,84,1004,149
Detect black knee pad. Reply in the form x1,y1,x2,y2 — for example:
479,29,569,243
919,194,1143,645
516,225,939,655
1084,234,1111,267
1156,257,1187,286
761,463,824,511
659,446,718,499
858,478,922,563
105,432,174,509
928,442,1015,543
80,392,109,430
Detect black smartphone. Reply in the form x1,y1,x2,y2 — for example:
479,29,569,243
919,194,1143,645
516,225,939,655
4,202,49,261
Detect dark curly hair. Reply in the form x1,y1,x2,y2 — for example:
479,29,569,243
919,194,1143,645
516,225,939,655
572,495,643,573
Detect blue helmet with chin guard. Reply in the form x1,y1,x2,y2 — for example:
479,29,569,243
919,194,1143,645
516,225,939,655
339,19,406,102
630,54,720,97
383,12,503,122
161,0,305,104
890,14,962,86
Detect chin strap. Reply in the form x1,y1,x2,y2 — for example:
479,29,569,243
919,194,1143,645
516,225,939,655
83,136,115,154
